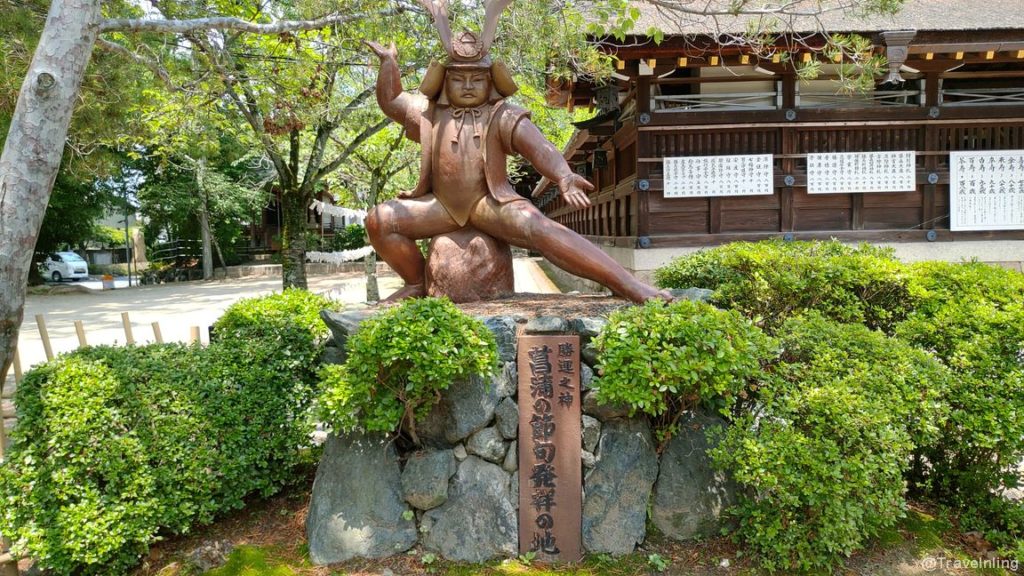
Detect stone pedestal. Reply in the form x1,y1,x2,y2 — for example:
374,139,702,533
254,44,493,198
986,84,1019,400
425,228,514,303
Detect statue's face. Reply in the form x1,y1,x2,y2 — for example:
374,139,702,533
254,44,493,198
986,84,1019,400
446,69,491,108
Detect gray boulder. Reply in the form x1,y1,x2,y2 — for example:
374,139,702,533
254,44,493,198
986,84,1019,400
320,309,376,349
307,432,417,564
580,363,594,392
466,426,507,464
582,343,599,367
572,317,607,344
582,418,658,555
495,397,519,440
321,344,346,366
422,457,518,561
582,450,597,468
582,415,601,453
525,316,570,334
582,390,631,421
483,316,518,363
652,410,738,540
401,450,457,511
415,373,501,446
494,362,518,399
669,287,714,302
503,440,518,473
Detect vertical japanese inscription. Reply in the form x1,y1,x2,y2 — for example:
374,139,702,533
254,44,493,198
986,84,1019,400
518,335,582,562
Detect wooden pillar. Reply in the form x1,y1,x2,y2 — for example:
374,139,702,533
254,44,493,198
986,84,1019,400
636,76,652,239
923,124,938,229
925,72,941,108
780,75,797,232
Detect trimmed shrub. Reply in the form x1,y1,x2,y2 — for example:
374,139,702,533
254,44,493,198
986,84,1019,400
653,240,915,332
0,290,338,575
711,313,950,572
212,287,337,379
592,299,774,441
896,262,1024,511
319,297,497,441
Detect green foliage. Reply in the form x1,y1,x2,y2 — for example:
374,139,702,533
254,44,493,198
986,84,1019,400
654,240,915,332
592,300,773,440
319,298,497,438
91,225,127,248
34,167,119,258
896,262,1024,514
646,553,670,572
0,290,337,575
711,313,950,572
330,224,367,251
213,289,339,384
205,545,296,576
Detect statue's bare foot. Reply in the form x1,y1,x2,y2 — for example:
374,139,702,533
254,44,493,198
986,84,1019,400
629,283,674,304
382,283,426,303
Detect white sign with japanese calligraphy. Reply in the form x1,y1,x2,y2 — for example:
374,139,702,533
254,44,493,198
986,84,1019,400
807,151,917,194
663,154,774,198
950,150,1024,231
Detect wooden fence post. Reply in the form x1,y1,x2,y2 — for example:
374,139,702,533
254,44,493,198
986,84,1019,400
34,314,53,361
152,322,163,344
11,350,21,385
121,312,134,345
74,320,87,347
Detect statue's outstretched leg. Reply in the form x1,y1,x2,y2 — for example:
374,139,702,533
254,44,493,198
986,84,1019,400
470,198,671,304
366,195,461,302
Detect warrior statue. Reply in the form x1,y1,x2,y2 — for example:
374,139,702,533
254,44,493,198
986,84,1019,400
365,0,670,303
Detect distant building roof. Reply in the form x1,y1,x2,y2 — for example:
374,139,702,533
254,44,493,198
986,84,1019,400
627,0,1024,36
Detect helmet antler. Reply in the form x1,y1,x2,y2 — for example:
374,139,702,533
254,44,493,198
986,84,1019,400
417,0,455,60
480,0,513,55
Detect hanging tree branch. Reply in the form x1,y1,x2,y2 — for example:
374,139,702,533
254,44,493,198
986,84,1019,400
99,11,388,35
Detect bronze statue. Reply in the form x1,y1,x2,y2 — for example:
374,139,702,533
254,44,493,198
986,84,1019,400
365,0,670,303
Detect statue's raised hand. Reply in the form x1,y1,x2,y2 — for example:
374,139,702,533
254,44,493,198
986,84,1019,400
365,40,398,62
558,173,595,209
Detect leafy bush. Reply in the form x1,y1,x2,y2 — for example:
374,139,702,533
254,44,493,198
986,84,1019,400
330,224,368,251
319,297,497,441
592,299,773,440
896,262,1024,511
654,240,915,332
711,314,950,572
212,288,337,382
0,290,338,575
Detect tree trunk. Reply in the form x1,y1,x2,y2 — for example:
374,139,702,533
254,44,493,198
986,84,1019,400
364,251,379,302
199,205,213,280
197,158,214,280
0,0,101,397
280,188,308,289
213,235,229,277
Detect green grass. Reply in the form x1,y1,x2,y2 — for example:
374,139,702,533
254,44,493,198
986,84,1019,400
205,546,297,576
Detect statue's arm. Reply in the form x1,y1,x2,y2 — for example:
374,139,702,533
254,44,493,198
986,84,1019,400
511,118,594,209
366,41,424,139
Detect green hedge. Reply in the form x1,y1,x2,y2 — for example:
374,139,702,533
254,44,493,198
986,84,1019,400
592,299,774,441
0,289,338,575
711,314,950,572
319,297,497,442
646,243,1024,568
896,262,1024,530
653,240,915,332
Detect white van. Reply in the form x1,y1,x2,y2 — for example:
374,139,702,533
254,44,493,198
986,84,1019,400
42,252,90,282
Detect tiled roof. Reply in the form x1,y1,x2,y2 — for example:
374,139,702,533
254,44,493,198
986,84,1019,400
626,0,1024,35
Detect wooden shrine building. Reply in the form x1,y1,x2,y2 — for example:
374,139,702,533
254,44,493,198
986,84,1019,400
534,0,1024,284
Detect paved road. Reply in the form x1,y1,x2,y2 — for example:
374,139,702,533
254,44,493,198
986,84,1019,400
3,258,559,416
